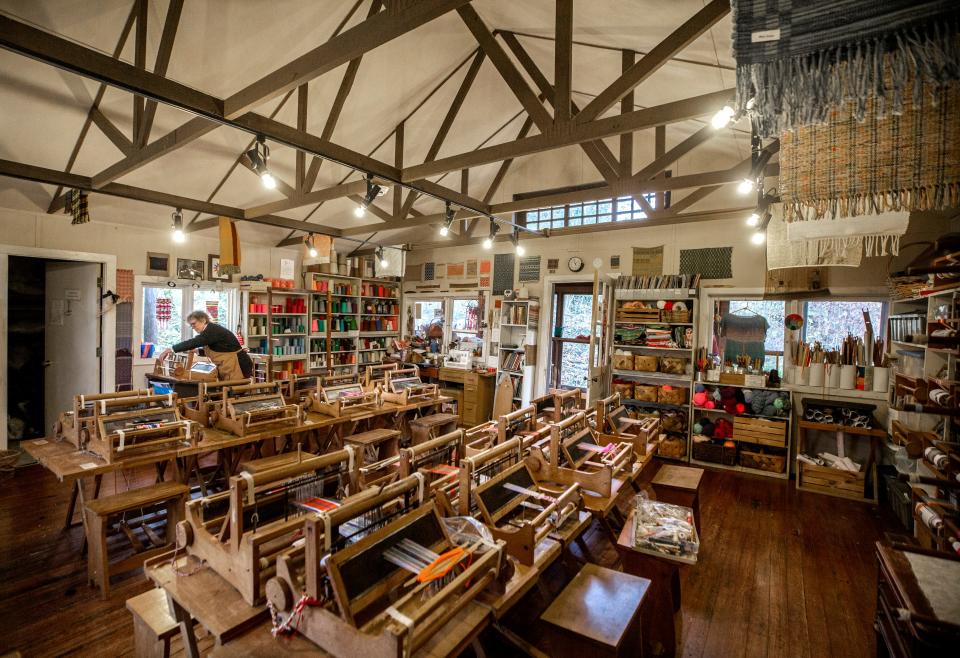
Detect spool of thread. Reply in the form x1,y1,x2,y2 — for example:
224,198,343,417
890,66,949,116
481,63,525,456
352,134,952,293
839,365,857,390
916,503,944,533
930,389,953,406
924,447,949,470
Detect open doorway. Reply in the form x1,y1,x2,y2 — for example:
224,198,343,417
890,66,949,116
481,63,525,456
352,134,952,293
548,283,594,391
5,256,102,449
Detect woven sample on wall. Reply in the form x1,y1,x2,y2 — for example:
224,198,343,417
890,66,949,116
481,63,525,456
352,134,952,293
732,0,960,137
492,253,515,294
679,247,733,280
632,246,664,276
423,262,435,281
404,262,422,281
780,79,960,217
518,256,541,282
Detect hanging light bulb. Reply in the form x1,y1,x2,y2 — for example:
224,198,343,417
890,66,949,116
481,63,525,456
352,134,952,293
440,202,455,236
483,218,499,249
510,229,525,255
171,208,185,243
751,230,766,245
305,234,318,258
260,170,277,190
354,205,365,218
355,173,381,218
737,178,755,195
711,105,735,129
745,212,760,227
246,136,276,190
377,247,389,268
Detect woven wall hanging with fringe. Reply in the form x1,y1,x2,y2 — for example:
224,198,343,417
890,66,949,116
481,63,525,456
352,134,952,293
732,0,960,138
779,77,960,218
218,217,241,275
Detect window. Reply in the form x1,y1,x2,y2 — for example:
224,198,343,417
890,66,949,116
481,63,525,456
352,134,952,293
550,284,594,390
715,299,786,373
140,283,238,355
522,192,661,231
451,298,480,343
413,300,444,338
803,300,886,348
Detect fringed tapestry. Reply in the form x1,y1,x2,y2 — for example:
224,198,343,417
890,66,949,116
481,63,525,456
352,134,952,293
65,188,90,225
732,0,960,137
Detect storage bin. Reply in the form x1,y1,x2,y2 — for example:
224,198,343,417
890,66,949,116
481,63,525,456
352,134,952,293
658,436,687,459
660,309,690,323
733,417,787,448
659,356,686,375
613,381,634,400
692,439,737,466
633,355,659,372
740,447,786,473
634,385,658,402
613,353,635,370
660,410,687,433
658,386,688,405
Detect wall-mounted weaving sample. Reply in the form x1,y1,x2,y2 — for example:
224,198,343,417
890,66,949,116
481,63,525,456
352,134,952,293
492,253,515,293
404,262,422,281
679,247,732,279
466,259,478,277
423,262,435,281
632,246,664,276
518,256,541,282
447,262,465,278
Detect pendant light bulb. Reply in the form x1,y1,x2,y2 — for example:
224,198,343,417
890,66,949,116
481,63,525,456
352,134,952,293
711,105,735,129
751,230,766,245
439,225,449,237
171,208,185,243
376,247,388,268
440,202,455,237
737,178,755,195
260,171,277,190
306,235,318,258
483,219,499,250
354,205,366,218
745,213,760,227
482,237,493,249
515,243,526,256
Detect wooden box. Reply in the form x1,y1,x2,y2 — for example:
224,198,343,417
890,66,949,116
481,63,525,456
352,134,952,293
658,386,688,405
719,372,746,385
633,355,658,372
617,306,660,322
660,309,690,323
613,353,635,370
692,439,736,465
797,462,866,500
634,385,658,402
739,447,786,473
733,416,787,448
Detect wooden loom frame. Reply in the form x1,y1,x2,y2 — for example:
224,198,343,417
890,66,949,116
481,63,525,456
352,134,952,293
213,381,303,436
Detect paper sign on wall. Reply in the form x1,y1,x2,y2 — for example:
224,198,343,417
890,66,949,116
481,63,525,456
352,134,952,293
64,288,81,301
280,258,295,279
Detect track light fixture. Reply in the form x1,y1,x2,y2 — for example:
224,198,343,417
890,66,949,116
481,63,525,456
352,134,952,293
376,247,388,268
246,135,276,190
745,212,760,227
171,208,185,243
509,229,525,256
482,219,500,249
737,178,755,195
305,234,318,258
355,173,382,218
711,104,735,129
440,202,455,237
751,230,766,245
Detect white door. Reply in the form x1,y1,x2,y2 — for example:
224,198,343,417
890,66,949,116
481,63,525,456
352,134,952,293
587,271,613,405
44,261,101,435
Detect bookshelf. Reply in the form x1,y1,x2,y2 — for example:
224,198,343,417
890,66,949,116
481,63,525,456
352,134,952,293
243,288,309,380
496,298,539,408
359,278,401,368
609,275,699,463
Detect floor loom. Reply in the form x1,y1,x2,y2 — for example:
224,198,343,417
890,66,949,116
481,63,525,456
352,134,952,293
593,392,662,458
179,379,252,426
460,438,583,567
212,381,304,436
175,447,359,605
267,497,505,657
381,367,440,406
310,382,380,417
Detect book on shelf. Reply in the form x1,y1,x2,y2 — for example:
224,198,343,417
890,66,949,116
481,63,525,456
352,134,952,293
500,351,524,371
615,273,701,291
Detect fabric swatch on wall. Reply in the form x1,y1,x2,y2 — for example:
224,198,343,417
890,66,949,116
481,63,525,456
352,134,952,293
479,260,491,274
492,253,515,294
679,247,733,279
479,275,491,288
466,259,478,277
436,263,447,279
447,262,465,278
423,262,435,281
518,256,541,282
404,262,422,281
632,246,664,276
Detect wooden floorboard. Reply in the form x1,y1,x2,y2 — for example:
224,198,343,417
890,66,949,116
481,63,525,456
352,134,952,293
0,461,892,657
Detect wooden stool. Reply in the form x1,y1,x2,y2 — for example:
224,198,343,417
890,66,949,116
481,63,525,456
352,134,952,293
541,563,650,657
345,428,401,486
84,481,189,598
408,413,459,445
651,464,703,533
126,588,180,658
239,450,319,474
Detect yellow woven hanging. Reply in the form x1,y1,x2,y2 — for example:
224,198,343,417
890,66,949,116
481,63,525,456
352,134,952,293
219,217,241,275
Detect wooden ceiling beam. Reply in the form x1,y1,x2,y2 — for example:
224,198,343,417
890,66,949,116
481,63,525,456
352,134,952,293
132,0,147,142
620,50,636,176
630,123,716,182
90,107,135,157
574,0,729,124
223,0,469,118
393,121,404,216
400,88,732,181
245,180,368,219
138,0,184,147
554,0,573,124
296,83,308,193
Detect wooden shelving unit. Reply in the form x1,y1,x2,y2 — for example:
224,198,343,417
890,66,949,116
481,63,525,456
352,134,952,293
359,278,400,369
242,288,309,381
496,298,539,408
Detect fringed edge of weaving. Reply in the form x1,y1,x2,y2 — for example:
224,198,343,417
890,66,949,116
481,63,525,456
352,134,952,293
806,234,901,259
736,16,960,138
783,183,960,220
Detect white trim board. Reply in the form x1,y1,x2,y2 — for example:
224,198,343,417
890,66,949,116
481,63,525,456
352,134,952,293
0,245,117,450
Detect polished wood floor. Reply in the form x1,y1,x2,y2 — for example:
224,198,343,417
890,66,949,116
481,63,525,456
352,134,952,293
0,462,894,657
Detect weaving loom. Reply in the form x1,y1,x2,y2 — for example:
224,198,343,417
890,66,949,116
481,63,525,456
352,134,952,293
398,429,464,504
363,362,399,391
496,405,544,445
213,382,303,436
463,420,500,458
594,392,662,458
54,389,159,449
283,374,322,407
175,447,360,605
180,379,253,426
381,367,440,405
268,501,505,657
310,382,380,417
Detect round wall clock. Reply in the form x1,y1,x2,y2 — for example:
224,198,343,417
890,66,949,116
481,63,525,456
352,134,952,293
567,256,584,272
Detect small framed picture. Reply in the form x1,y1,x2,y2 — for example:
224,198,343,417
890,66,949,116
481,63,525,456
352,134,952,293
176,258,204,280
208,254,229,281
146,252,169,276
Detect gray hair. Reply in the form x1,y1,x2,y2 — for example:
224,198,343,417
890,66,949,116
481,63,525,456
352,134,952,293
186,310,211,324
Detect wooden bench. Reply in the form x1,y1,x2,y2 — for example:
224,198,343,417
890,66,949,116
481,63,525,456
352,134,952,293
541,563,650,657
126,588,180,658
408,413,459,445
84,481,189,598
239,450,319,474
345,428,401,487
651,464,703,533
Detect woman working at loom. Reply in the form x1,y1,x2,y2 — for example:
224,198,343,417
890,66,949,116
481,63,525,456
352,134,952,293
156,310,253,380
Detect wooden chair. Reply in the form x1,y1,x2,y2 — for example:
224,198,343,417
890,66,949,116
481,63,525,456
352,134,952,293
126,588,181,658
408,412,459,445
84,481,189,598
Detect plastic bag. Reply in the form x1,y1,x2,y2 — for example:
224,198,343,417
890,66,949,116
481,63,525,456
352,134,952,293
441,515,497,552
633,492,699,559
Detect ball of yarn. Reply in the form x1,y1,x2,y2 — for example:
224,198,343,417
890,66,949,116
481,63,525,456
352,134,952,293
693,422,703,434
743,389,753,403
673,301,687,312
705,400,716,409
656,300,666,309
723,440,736,449
735,403,746,414
773,397,785,410
693,391,707,407
700,420,715,437
712,389,722,402
664,300,674,310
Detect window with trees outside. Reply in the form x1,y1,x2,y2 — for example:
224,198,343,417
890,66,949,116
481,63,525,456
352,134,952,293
413,300,444,338
802,301,886,348
140,284,238,354
715,299,786,374
450,298,480,343
521,192,661,231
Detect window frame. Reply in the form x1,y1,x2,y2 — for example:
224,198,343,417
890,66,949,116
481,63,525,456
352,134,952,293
520,192,662,231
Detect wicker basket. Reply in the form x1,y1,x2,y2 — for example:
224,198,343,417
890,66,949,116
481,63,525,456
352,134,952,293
634,385,658,402
0,449,18,472
613,382,634,400
659,356,686,375
660,410,687,433
613,353,634,370
658,386,688,405
660,309,690,323
633,355,658,372
658,436,687,459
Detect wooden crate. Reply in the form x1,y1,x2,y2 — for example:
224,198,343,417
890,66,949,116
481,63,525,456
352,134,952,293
617,308,660,322
797,462,866,500
692,439,736,465
719,372,746,385
660,309,690,323
733,416,787,448
739,447,786,473
613,353,634,370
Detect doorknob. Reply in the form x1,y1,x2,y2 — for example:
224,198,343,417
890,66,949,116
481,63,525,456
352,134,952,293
43,360,53,367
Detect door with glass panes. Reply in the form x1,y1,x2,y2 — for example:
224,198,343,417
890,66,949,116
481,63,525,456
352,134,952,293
549,283,594,391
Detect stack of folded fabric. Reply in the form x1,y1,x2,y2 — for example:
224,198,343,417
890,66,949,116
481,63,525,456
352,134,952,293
644,327,674,348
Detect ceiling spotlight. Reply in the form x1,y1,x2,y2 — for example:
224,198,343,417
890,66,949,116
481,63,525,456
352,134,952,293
737,178,755,195
509,229,525,256
745,212,760,227
376,247,388,268
711,104,735,129
305,234,318,258
171,208,185,243
751,230,766,245
483,219,500,249
246,135,276,190
355,173,381,218
440,202,455,237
